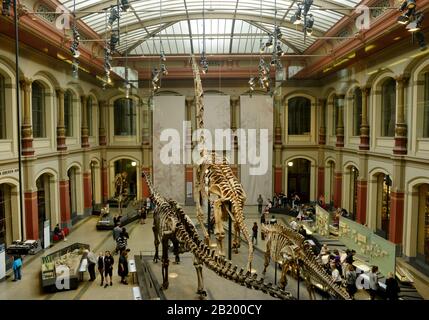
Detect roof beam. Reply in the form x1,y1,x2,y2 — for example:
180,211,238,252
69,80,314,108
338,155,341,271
246,20,302,54
123,22,175,55
228,0,239,54
98,12,325,38
183,0,194,54
74,0,354,19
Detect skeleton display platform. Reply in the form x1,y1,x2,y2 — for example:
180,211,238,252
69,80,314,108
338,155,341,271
40,243,90,292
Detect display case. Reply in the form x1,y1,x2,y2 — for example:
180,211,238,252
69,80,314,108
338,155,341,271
40,243,89,292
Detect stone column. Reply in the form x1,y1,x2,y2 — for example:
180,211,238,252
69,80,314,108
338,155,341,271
101,158,108,203
393,76,408,155
389,157,406,244
335,94,345,148
56,88,67,151
20,78,34,156
230,96,239,132
274,95,282,144
24,191,38,239
98,100,107,146
318,98,326,145
81,95,90,148
359,87,370,150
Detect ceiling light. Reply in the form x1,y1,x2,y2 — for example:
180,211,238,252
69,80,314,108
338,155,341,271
120,0,130,12
291,5,302,25
152,68,160,83
110,31,120,51
2,0,11,16
131,161,136,167
288,161,294,167
248,77,255,86
275,26,282,40
160,50,166,62
108,7,120,29
416,31,427,51
305,14,314,35
276,43,284,56
265,35,273,49
160,64,168,76
303,0,313,16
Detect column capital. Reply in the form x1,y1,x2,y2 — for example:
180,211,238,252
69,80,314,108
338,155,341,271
318,98,327,105
395,74,410,85
80,94,88,104
55,88,66,96
19,77,32,91
362,86,371,95
336,93,346,100
185,96,195,104
99,100,107,107
274,94,282,104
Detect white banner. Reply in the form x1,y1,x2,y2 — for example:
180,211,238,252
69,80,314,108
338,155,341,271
153,96,186,203
239,95,273,205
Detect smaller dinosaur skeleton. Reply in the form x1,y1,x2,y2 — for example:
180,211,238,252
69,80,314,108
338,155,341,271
262,222,351,300
114,172,128,214
143,172,294,300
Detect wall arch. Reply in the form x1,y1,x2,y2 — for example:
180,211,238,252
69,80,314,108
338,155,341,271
284,156,316,201
0,177,21,242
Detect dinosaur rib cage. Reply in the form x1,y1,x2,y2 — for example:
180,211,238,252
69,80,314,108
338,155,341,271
262,223,351,300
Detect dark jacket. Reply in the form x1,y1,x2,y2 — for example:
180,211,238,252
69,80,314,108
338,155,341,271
104,255,114,270
385,277,400,299
118,255,129,277
97,256,104,270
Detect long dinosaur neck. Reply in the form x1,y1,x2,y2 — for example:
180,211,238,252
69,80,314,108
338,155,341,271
190,55,207,156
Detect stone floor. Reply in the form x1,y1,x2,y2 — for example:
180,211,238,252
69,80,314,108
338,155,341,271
0,205,422,300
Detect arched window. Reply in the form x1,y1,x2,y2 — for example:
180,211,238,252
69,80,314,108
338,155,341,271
288,97,311,135
0,74,5,139
87,96,93,136
64,90,73,137
32,81,46,138
352,88,362,136
381,78,396,137
114,98,136,136
423,72,429,138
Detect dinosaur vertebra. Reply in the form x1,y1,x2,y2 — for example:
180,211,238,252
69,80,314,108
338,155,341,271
143,172,294,300
262,222,351,300
190,54,254,273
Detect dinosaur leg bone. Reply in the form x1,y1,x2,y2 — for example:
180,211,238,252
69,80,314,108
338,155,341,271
213,198,226,257
193,256,207,299
161,236,170,290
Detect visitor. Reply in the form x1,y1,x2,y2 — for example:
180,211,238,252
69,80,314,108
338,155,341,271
113,214,122,226
292,193,300,209
298,225,307,238
116,232,128,255
103,251,114,288
252,222,258,245
12,256,22,281
385,272,400,300
331,264,342,286
269,215,277,225
54,224,67,241
146,197,151,213
118,249,129,285
97,252,105,287
257,195,263,215
345,249,356,265
113,223,122,254
368,265,379,300
345,264,357,299
290,219,298,231
318,194,325,207
121,227,130,239
85,249,97,281
140,207,147,224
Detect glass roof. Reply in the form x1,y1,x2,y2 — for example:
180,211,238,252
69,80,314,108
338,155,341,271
60,0,362,55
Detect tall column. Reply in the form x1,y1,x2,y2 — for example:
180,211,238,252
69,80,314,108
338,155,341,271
335,94,345,148
81,95,90,148
58,152,71,229
56,88,67,151
101,159,108,203
274,95,282,144
230,96,239,132
273,95,283,194
359,87,370,150
98,100,107,146
20,78,34,156
393,76,408,155
24,191,38,239
389,158,406,244
318,98,326,145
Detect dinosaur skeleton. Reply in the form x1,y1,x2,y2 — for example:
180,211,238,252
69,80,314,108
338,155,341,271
114,172,128,214
190,55,253,272
262,222,351,300
143,172,294,300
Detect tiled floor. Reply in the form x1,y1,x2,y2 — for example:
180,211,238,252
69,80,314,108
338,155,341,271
0,205,421,300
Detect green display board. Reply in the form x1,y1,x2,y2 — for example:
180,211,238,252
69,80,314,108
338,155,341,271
339,217,396,276
316,205,331,237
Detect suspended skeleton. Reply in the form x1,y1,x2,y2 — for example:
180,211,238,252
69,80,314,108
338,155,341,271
143,172,295,300
262,223,351,300
114,172,128,213
190,55,253,272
